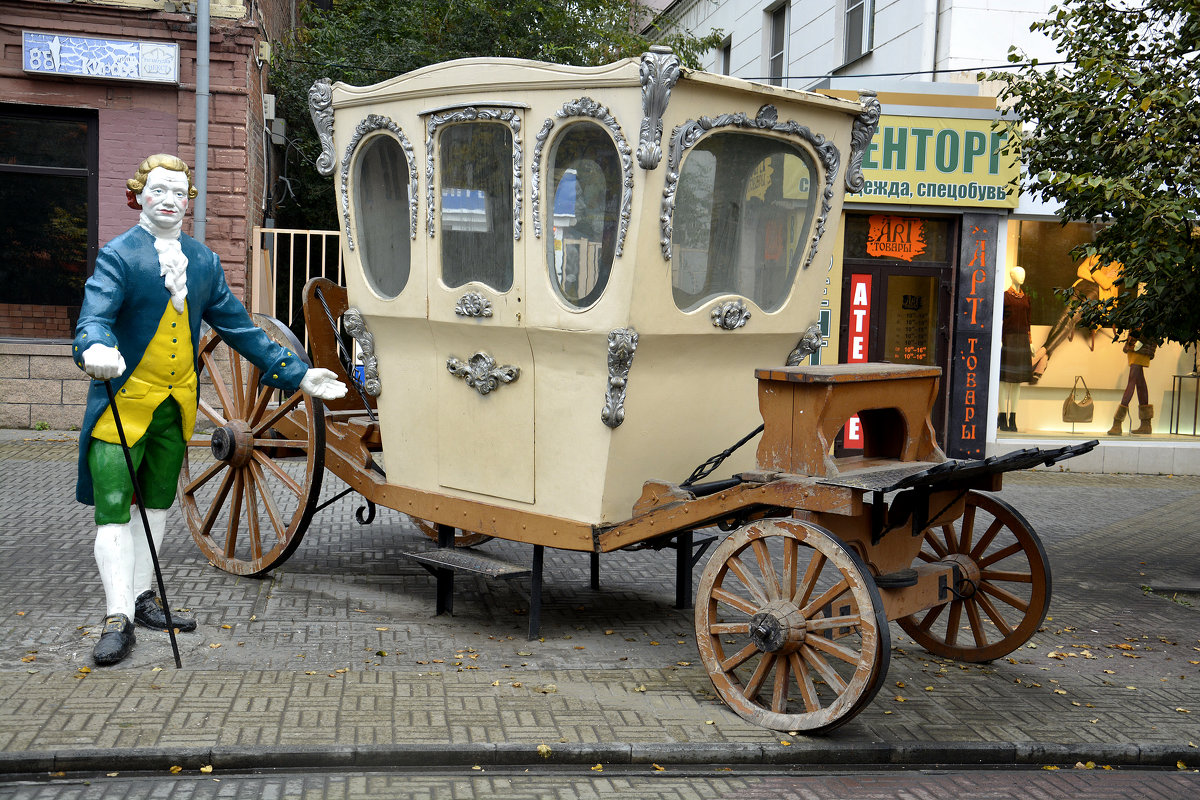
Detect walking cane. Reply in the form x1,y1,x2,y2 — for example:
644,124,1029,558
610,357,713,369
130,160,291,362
102,380,183,669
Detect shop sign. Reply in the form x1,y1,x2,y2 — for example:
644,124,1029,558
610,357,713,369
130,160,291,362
843,274,872,449
945,213,997,459
847,116,1019,209
22,31,179,85
865,215,927,262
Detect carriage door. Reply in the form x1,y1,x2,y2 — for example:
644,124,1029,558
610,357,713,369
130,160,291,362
839,213,955,444
427,109,535,503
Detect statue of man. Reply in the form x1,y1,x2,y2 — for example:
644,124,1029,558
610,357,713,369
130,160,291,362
74,154,346,666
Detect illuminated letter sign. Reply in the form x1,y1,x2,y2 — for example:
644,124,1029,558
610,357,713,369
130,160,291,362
844,274,872,449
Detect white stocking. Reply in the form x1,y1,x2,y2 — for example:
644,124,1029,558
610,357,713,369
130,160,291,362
95,523,135,619
131,507,170,598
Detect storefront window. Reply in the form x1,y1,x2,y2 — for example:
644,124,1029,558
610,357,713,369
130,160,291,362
0,105,96,339
1000,219,1187,438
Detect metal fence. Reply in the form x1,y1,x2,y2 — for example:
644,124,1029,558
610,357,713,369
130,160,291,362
250,227,343,348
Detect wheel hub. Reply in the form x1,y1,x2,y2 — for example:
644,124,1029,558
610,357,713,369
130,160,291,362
210,420,253,467
749,599,807,654
945,553,981,597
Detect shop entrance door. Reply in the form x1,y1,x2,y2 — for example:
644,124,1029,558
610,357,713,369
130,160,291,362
839,214,956,445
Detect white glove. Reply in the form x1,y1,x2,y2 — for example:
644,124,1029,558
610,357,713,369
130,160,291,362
82,343,126,380
299,367,348,400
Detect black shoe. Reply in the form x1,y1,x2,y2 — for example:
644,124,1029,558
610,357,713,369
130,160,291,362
134,590,197,632
93,614,136,666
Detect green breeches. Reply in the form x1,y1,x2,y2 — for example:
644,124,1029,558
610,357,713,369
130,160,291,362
88,398,186,525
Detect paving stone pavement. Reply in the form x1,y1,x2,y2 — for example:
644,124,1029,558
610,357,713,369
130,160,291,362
0,430,1198,776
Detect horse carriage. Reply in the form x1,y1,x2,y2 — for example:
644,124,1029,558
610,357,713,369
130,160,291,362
177,50,1094,733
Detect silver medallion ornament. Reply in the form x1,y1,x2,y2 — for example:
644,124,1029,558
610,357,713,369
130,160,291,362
637,47,681,170
846,91,882,194
308,78,336,177
710,300,752,331
454,292,494,318
447,352,520,396
786,323,824,366
343,307,381,397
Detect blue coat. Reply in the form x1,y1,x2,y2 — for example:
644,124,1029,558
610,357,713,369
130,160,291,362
74,225,308,504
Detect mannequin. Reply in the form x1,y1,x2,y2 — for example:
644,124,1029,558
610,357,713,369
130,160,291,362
75,154,347,666
1109,331,1157,435
998,266,1033,432
1031,256,1120,382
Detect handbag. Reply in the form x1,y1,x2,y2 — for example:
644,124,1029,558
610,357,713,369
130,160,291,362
1062,376,1094,423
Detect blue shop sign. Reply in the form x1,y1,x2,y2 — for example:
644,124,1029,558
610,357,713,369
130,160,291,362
22,31,179,85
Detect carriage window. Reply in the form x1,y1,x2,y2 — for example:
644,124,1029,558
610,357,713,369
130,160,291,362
440,123,514,291
671,132,818,313
545,122,620,308
354,135,411,299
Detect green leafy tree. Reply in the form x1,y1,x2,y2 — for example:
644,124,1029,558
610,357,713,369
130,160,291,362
987,0,1199,345
270,0,722,229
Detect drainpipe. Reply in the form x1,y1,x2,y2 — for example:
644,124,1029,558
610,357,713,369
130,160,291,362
922,0,941,79
193,0,210,243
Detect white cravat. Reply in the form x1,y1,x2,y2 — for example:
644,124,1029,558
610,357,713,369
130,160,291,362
153,235,188,313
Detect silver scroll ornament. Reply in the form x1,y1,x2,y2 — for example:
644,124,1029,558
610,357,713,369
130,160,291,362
710,300,751,330
786,322,824,366
845,90,881,193
636,46,681,170
340,114,419,250
661,104,841,269
343,307,381,397
426,107,522,240
531,97,634,257
454,292,493,318
601,328,638,429
446,352,520,396
308,78,336,177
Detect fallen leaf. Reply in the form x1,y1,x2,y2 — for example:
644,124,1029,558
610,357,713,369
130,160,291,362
492,681,500,687
1178,761,1188,770
221,625,231,630
1177,708,1191,714
591,764,603,772
1054,689,1067,695
107,772,118,777
200,765,213,774
894,696,907,702
533,684,557,694
1042,765,1059,770
537,744,551,758
652,763,665,771
511,682,523,687
633,684,647,692
375,627,388,631
209,643,221,649
169,766,182,774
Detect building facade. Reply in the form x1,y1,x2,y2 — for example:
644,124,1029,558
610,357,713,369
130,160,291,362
0,0,294,429
653,0,1199,473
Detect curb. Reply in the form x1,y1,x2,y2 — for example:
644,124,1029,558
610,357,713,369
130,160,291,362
1,741,1196,777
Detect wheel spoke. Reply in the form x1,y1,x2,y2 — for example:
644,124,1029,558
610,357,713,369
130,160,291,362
743,652,775,700
198,468,236,539
969,517,1005,559
940,523,956,556
229,349,246,414
721,642,760,672
980,569,1032,584
751,539,782,601
792,549,827,606
805,613,861,632
245,469,263,562
800,645,848,693
979,541,1023,568
197,397,227,428
709,621,750,635
965,598,989,647
711,586,759,616
944,599,964,646
914,602,946,633
980,581,1030,612
201,349,236,417
974,590,1016,636
789,652,821,713
248,459,288,545
253,391,304,436
252,437,309,450
246,380,274,427
923,531,949,559
726,554,770,607
782,537,799,602
958,500,977,554
224,470,245,558
251,450,304,498
805,631,865,665
801,577,850,620
183,460,226,495
771,655,790,714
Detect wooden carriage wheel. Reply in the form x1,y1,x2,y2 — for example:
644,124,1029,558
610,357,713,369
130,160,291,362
178,314,325,576
898,490,1051,663
695,518,890,733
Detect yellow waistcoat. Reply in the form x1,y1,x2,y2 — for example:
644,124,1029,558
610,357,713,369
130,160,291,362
93,301,198,445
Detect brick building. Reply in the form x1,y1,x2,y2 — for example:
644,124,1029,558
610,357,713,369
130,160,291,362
0,0,296,428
